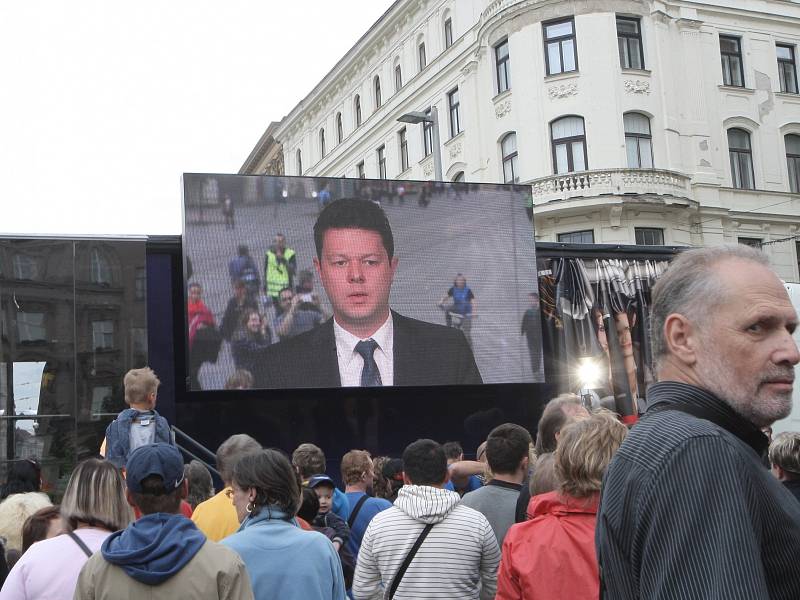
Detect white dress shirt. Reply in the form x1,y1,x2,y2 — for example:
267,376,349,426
334,313,393,386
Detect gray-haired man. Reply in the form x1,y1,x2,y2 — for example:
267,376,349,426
597,245,800,599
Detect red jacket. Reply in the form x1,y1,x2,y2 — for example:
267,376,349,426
187,299,215,349
496,491,600,600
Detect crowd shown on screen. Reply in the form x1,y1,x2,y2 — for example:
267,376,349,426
186,232,333,390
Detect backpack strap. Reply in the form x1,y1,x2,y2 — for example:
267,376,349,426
67,531,93,558
388,523,434,599
347,494,369,529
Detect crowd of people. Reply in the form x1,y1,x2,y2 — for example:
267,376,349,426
0,244,798,599
186,233,327,389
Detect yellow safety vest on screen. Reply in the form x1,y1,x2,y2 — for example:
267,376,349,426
265,248,295,297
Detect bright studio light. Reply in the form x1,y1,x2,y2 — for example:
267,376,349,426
576,358,601,388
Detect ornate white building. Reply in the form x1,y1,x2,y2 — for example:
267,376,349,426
243,0,800,282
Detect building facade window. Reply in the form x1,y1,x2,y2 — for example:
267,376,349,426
135,267,146,300
551,116,587,173
786,134,800,193
558,230,594,244
635,227,664,245
13,254,38,280
357,161,365,179
17,311,46,343
90,248,112,285
377,145,386,179
720,35,745,87
495,39,510,94
92,320,114,351
423,109,433,157
617,16,644,70
296,149,302,175
544,17,577,76
399,128,409,172
453,171,465,182
777,44,798,94
444,17,453,49
796,241,800,278
319,128,326,158
336,113,343,144
448,88,461,138
418,42,427,71
374,76,382,109
395,64,403,91
354,95,362,127
501,132,518,183
624,112,653,168
728,128,755,189
738,237,762,248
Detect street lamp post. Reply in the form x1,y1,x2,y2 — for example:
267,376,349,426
397,107,443,181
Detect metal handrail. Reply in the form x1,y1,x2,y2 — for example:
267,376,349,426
171,425,220,479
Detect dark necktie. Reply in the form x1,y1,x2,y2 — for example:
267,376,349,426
355,339,382,387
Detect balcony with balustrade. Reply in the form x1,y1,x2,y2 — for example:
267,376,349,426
529,169,692,209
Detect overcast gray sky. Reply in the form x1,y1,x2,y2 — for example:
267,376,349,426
0,1,395,236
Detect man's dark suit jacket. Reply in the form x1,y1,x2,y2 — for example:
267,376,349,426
258,311,482,388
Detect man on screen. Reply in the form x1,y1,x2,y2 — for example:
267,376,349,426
261,198,482,388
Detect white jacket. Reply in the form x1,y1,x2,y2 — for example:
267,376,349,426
352,485,500,600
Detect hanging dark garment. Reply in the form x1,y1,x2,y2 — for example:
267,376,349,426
597,264,636,423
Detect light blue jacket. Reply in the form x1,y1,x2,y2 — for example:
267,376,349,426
221,506,346,600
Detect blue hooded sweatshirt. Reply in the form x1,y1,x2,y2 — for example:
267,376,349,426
101,513,206,585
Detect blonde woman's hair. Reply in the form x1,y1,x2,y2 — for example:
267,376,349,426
555,410,628,499
124,367,160,406
61,458,133,532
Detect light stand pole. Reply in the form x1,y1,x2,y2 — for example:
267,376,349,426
397,107,443,181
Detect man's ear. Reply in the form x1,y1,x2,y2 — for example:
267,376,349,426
178,479,189,501
125,488,137,509
402,472,412,486
313,256,321,276
389,256,399,274
663,313,698,367
520,455,529,474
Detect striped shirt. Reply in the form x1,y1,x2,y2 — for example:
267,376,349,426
596,381,800,600
352,485,500,600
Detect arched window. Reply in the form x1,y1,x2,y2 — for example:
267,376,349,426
394,63,403,92
501,133,518,183
319,128,326,159
336,113,343,144
444,16,453,49
785,134,800,193
90,247,112,285
727,128,754,189
374,76,382,109
354,95,362,127
296,149,303,175
551,116,587,174
418,41,427,71
624,112,653,168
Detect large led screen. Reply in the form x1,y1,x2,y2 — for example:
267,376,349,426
182,174,543,391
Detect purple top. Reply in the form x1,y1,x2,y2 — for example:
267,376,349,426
0,528,110,599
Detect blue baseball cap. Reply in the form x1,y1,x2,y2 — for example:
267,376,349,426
307,474,336,489
125,443,185,493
